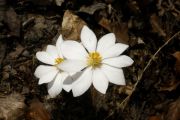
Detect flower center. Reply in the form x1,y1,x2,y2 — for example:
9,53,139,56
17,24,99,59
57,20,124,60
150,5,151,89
87,52,102,68
55,58,64,64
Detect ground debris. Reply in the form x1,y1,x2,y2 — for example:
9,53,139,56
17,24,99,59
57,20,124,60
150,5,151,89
79,3,106,15
148,116,161,120
0,41,6,66
99,17,129,44
26,99,51,120
150,14,166,37
61,10,86,40
0,93,25,120
173,51,180,76
165,98,180,120
55,0,64,6
7,44,24,60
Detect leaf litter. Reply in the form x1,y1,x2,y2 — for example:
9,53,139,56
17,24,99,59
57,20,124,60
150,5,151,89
0,0,179,120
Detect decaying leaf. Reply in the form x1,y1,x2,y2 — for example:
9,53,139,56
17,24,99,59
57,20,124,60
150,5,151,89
55,0,64,6
0,41,6,66
118,85,133,95
0,93,25,120
5,7,21,37
28,0,52,6
154,51,180,92
148,116,161,120
165,98,180,120
99,17,129,44
26,99,51,120
159,79,180,92
90,87,107,111
61,10,86,40
7,44,24,59
79,3,106,15
150,14,166,37
173,51,180,76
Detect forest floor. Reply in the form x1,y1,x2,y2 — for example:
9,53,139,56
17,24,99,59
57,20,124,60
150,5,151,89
0,0,180,120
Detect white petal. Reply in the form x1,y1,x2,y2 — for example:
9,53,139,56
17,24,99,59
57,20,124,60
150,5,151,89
58,60,87,72
102,55,134,68
46,45,59,59
72,67,93,97
38,69,58,84
61,41,88,60
81,26,97,52
101,43,129,59
92,68,109,94
97,33,115,54
36,51,55,65
61,72,73,92
34,65,57,78
70,71,83,81
101,64,125,85
48,73,63,98
56,35,63,58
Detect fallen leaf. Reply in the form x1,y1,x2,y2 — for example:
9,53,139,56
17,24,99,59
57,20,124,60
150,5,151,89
0,41,6,66
150,14,166,37
148,116,161,120
99,17,129,44
127,0,140,15
165,98,180,120
173,51,180,76
5,7,21,37
153,52,180,92
118,85,133,95
7,44,24,59
55,0,64,6
79,3,106,15
29,0,52,6
90,87,107,111
61,10,87,40
0,93,25,120
26,99,51,120
159,76,180,92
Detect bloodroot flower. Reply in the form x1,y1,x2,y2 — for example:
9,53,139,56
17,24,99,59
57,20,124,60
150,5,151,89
59,26,134,97
34,35,72,98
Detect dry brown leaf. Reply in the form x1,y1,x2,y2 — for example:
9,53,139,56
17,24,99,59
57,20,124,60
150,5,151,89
5,7,21,37
150,14,166,37
79,3,106,15
99,17,129,44
0,93,25,120
173,51,180,75
29,0,52,6
118,85,133,95
55,0,64,6
61,10,86,40
90,87,107,111
26,99,51,120
159,77,180,92
165,98,180,120
0,41,6,65
7,44,24,59
148,116,161,120
155,51,180,92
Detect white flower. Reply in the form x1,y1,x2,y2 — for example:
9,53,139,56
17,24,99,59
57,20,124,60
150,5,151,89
34,35,72,98
59,26,134,97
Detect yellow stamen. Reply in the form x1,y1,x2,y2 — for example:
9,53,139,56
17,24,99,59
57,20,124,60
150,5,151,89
87,52,102,68
55,58,64,64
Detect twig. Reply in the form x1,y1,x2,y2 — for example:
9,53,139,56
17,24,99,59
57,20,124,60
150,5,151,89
22,17,35,29
120,31,180,110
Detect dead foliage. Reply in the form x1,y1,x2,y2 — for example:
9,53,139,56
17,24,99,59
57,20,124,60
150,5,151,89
0,0,179,120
